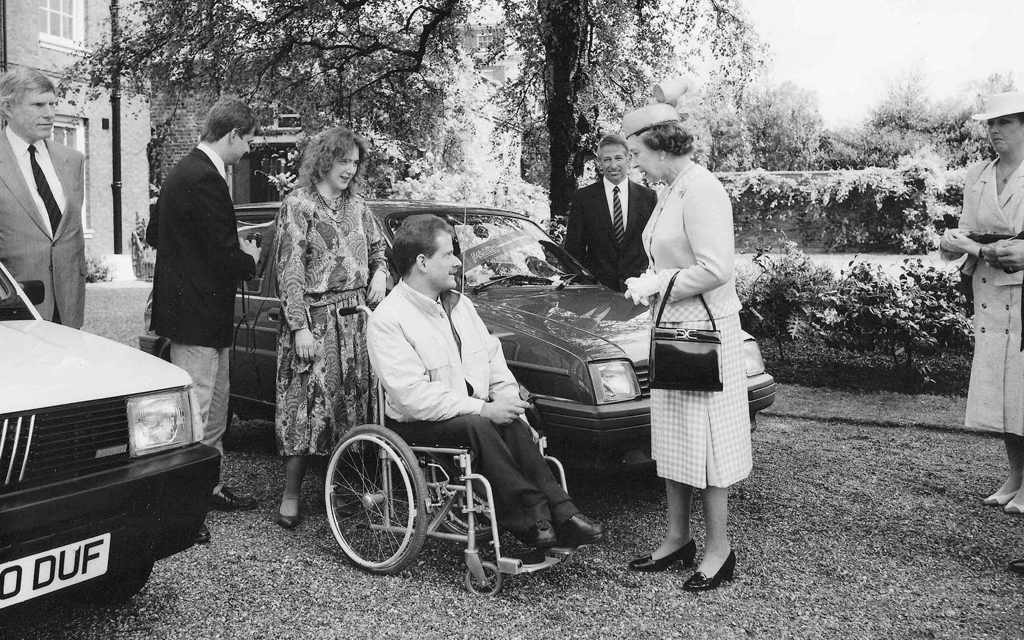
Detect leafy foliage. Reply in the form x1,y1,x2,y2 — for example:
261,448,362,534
738,247,973,388
725,152,949,254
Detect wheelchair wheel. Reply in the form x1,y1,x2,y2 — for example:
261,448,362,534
464,561,502,596
325,424,428,574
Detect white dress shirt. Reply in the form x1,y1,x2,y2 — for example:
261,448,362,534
197,142,227,182
603,177,630,228
5,127,66,236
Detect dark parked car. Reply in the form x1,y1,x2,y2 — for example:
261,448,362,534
141,201,775,468
0,262,219,611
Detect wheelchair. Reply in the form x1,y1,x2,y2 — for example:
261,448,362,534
323,308,577,595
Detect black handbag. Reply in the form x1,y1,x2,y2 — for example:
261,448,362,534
648,271,723,392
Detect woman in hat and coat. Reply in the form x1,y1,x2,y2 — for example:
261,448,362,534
941,91,1024,514
620,79,751,591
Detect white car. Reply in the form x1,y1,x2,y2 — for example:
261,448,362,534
0,261,219,609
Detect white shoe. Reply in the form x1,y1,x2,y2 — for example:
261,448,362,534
983,490,1016,506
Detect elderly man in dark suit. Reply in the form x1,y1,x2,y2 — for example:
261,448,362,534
564,134,658,292
0,67,85,327
147,98,261,543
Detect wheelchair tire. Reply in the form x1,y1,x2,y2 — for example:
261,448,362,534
325,424,428,574
464,561,502,596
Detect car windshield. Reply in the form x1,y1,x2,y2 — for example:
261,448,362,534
388,212,592,289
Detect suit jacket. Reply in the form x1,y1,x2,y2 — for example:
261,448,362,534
564,179,657,292
0,131,85,327
149,148,255,347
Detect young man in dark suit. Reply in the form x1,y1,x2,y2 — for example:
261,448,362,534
148,98,261,543
0,67,86,327
564,134,658,292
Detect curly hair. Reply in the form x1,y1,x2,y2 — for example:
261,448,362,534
297,127,368,194
637,121,694,157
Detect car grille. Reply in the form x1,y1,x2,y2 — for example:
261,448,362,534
0,397,130,493
635,364,650,397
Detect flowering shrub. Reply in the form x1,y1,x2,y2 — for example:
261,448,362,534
738,246,973,386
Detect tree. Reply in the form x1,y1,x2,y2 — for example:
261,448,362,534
499,0,764,219
76,0,472,191
741,81,823,170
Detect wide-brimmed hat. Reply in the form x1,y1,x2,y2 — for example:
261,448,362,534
621,76,696,138
971,91,1024,121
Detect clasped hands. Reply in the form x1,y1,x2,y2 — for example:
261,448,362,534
624,272,661,306
943,229,1024,273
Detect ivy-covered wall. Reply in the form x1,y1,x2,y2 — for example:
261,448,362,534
721,153,959,254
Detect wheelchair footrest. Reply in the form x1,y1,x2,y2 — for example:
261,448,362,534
497,547,574,575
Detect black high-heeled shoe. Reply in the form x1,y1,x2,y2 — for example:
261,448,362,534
683,550,736,591
628,539,696,572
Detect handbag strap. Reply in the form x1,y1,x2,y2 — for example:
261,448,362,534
653,271,718,331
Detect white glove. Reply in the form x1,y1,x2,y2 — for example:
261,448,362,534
624,272,661,306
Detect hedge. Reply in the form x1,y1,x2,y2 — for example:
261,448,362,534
737,244,973,388
722,151,959,254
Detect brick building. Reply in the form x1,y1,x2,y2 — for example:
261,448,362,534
1,0,150,266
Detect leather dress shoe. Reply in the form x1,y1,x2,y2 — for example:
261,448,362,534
556,513,604,547
210,486,257,511
513,520,557,549
275,511,301,529
628,539,696,572
193,523,211,545
683,550,736,592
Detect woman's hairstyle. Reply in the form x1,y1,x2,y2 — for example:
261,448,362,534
0,67,56,118
392,214,455,277
637,121,694,157
297,127,368,194
200,98,258,142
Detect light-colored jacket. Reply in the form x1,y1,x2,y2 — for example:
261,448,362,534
367,280,519,423
0,131,86,327
643,162,741,320
952,159,1024,287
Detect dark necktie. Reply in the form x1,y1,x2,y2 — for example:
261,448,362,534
27,145,62,234
612,185,624,244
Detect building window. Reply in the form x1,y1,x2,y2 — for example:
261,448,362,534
52,117,90,232
39,0,84,52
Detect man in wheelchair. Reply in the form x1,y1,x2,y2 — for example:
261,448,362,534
366,214,604,550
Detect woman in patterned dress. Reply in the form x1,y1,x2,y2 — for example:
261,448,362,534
940,92,1024,513
620,84,751,591
273,127,387,528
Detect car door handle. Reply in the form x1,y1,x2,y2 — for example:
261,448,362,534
267,309,281,323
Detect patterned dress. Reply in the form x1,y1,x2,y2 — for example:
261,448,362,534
274,186,387,456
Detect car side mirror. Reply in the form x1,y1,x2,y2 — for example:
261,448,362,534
19,280,45,305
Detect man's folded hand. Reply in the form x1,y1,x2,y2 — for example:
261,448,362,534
481,397,530,424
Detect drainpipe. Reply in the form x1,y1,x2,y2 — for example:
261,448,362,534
110,0,122,254
2,0,8,72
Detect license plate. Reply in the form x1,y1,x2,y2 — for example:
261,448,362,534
0,533,110,609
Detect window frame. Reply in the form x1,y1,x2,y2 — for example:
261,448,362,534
38,0,86,54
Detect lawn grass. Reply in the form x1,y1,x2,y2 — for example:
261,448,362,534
5,416,1020,639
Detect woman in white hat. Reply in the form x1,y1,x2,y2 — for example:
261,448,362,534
940,91,1024,513
620,79,751,591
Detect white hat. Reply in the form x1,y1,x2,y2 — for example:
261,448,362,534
621,76,696,138
971,91,1024,121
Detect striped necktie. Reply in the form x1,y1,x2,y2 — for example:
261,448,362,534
28,145,63,234
612,185,624,244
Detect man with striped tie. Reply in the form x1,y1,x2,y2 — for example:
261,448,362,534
564,134,657,292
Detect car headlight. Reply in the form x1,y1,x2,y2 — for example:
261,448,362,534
588,360,640,404
126,390,195,456
743,339,766,376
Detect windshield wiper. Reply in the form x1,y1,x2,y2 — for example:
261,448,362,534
552,273,580,290
472,274,554,293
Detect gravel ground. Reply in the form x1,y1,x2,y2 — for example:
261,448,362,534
3,416,1021,640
